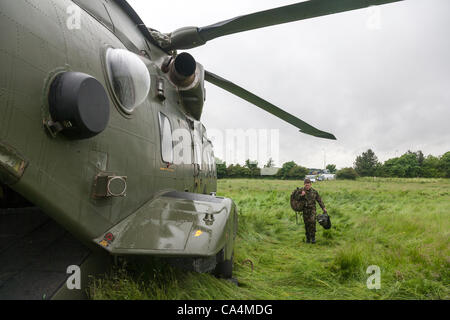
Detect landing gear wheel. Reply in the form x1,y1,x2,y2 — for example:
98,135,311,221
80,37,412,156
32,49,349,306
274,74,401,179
214,249,233,279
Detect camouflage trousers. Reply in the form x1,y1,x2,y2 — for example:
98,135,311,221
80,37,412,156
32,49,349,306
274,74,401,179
302,208,317,240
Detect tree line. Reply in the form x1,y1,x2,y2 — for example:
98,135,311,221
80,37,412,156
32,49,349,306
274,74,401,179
216,149,450,180
216,158,331,180
216,158,309,180
337,149,450,179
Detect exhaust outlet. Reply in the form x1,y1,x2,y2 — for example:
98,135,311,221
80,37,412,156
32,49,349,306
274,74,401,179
161,52,206,120
166,52,197,87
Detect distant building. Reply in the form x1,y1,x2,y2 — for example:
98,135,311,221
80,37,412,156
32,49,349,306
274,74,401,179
261,167,280,176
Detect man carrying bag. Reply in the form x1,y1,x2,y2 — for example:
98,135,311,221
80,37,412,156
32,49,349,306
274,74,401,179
290,178,329,244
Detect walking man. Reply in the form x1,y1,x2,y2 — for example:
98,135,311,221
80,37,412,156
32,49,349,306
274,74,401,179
299,178,328,244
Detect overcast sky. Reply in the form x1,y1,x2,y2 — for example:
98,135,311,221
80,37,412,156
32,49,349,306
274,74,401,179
129,0,450,169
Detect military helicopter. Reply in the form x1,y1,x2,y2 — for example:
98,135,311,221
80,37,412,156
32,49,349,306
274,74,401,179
0,0,402,299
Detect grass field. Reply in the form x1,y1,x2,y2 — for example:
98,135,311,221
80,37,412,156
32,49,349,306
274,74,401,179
90,178,450,300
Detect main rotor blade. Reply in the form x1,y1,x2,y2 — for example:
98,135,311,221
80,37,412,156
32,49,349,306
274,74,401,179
205,71,336,140
167,0,403,50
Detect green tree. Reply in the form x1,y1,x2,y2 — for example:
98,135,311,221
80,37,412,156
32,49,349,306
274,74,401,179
391,164,406,177
403,151,421,177
216,159,227,179
416,150,425,167
326,164,337,174
244,159,258,170
374,162,385,177
439,151,450,178
276,161,297,180
264,158,275,168
244,159,260,177
421,155,441,178
354,149,379,177
227,164,247,178
383,158,403,177
336,167,358,180
235,164,248,178
287,165,309,180
226,164,236,178
382,151,420,178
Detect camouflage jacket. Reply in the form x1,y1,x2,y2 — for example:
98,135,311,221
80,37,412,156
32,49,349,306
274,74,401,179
297,187,326,211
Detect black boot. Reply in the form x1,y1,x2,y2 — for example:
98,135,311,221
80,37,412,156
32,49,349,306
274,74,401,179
306,235,311,243
311,236,316,244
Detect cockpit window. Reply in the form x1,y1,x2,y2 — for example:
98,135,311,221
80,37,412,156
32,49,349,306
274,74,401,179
105,48,150,113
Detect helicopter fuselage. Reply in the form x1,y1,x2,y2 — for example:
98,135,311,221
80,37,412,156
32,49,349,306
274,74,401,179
0,0,236,264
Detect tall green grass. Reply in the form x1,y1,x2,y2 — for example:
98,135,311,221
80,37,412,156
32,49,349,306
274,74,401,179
90,178,450,300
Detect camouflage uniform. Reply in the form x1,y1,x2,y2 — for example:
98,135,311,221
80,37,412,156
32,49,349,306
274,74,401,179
298,187,326,243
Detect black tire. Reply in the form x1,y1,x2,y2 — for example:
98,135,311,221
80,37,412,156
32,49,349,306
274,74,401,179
214,249,233,279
